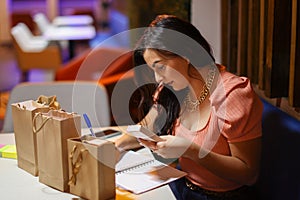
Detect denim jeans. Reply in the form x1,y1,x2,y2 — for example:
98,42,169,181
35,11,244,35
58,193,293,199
169,177,258,200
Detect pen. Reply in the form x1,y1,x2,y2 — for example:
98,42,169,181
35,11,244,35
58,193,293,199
83,113,96,137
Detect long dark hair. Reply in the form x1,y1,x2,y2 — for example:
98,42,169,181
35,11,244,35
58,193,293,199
133,15,215,135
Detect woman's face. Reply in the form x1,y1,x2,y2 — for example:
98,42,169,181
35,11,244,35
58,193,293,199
143,49,190,91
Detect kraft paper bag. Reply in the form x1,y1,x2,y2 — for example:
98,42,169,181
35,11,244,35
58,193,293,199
67,137,116,200
11,96,60,176
33,110,81,192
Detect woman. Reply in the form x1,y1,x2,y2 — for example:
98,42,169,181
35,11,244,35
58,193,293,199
115,15,263,200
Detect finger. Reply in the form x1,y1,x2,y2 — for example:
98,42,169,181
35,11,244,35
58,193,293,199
156,141,166,149
139,138,157,149
139,142,146,148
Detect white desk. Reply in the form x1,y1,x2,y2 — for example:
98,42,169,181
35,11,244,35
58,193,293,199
0,132,176,200
0,158,78,199
43,25,96,58
44,26,96,41
52,15,93,27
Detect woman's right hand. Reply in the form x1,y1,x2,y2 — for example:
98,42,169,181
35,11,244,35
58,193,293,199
139,135,195,159
114,133,142,151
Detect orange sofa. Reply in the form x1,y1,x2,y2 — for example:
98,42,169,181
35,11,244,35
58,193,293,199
55,47,137,125
55,47,133,82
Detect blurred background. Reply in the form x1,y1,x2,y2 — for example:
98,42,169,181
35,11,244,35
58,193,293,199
0,0,299,129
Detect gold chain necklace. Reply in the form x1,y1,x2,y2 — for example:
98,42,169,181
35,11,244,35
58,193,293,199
184,67,216,112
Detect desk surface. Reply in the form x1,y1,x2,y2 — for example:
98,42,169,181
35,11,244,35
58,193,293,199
52,15,93,26
0,158,77,200
0,131,176,200
43,25,96,41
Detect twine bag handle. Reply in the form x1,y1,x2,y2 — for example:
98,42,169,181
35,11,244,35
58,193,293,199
16,103,26,110
32,112,51,134
68,145,88,186
36,95,61,110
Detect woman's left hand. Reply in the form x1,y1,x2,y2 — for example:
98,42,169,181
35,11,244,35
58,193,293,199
139,135,195,159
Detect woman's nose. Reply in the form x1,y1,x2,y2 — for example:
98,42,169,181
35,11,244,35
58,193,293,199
154,72,163,83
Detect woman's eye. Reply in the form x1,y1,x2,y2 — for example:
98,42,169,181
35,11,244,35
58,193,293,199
157,64,166,71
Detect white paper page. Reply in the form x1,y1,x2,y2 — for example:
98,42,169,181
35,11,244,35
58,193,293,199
115,150,155,173
115,151,186,194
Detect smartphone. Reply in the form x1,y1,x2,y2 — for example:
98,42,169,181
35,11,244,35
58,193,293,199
126,125,163,142
94,129,122,139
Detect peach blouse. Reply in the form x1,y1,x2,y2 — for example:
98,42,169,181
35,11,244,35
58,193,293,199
176,65,263,192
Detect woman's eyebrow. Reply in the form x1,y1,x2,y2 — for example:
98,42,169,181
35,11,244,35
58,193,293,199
152,60,162,68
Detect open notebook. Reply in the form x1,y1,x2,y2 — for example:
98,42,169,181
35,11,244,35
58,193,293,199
115,150,186,194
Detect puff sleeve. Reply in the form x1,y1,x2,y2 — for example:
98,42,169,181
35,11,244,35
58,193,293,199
210,71,263,143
